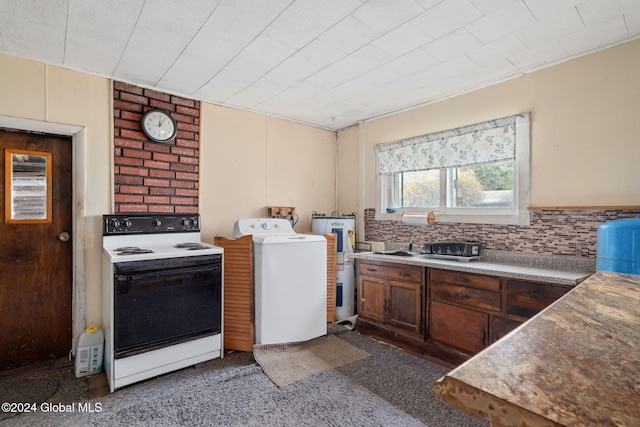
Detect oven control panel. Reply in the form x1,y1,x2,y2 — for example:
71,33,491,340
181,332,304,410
103,214,200,235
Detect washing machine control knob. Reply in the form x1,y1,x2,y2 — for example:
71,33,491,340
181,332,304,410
261,223,271,230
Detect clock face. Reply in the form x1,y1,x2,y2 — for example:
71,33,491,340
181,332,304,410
142,109,177,143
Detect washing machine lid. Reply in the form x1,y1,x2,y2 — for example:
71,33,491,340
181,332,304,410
253,233,326,245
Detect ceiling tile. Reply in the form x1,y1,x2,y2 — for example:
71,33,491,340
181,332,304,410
560,17,630,55
304,45,393,90
467,58,520,84
158,35,242,95
195,36,296,101
352,0,425,33
371,21,434,57
402,55,479,89
466,34,527,66
318,15,382,54
523,0,584,20
470,0,514,15
0,0,67,64
113,0,221,85
282,0,363,28
625,9,640,36
358,49,439,87
422,29,482,61
466,1,536,43
411,0,483,39
260,8,326,50
65,0,144,75
507,40,567,70
577,0,640,26
515,7,585,48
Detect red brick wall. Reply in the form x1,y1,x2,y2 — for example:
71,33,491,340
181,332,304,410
113,82,200,213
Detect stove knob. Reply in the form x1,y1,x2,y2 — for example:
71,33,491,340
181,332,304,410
123,219,132,229
181,218,190,227
152,219,162,228
109,218,120,229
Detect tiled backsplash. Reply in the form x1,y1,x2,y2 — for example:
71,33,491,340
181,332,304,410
364,208,640,258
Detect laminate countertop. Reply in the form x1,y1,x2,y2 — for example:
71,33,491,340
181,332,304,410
433,271,640,427
348,251,592,286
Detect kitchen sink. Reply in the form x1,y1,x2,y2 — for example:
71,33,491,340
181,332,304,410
373,251,420,257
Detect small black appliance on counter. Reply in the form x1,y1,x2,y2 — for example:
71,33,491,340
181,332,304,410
423,241,481,257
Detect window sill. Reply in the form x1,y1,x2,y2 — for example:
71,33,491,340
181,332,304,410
375,210,531,226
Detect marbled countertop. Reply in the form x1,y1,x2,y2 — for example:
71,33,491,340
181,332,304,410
433,271,640,427
348,250,593,286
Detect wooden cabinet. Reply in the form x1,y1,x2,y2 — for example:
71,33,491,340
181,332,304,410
505,279,570,319
428,268,572,363
429,269,501,355
357,260,423,337
355,259,575,367
431,300,489,354
491,316,523,342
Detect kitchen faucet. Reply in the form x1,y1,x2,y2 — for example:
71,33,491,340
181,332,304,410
409,239,414,251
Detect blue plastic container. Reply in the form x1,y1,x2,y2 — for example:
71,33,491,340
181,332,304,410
596,214,640,275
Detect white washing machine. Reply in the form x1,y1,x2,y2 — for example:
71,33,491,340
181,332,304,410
233,218,327,345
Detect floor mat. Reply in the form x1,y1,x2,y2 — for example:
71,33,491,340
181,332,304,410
253,334,370,387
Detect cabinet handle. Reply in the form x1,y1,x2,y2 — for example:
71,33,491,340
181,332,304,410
399,272,411,277
455,291,471,300
366,268,378,272
454,276,470,283
481,328,486,345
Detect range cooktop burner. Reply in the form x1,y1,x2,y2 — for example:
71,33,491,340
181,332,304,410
174,242,210,251
115,247,154,255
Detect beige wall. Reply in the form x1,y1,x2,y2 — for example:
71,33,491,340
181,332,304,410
199,103,336,240
0,53,112,340
338,38,640,218
0,52,337,347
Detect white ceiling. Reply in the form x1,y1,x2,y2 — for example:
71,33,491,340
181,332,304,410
1,0,639,130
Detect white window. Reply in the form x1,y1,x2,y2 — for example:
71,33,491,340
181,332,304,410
376,113,530,226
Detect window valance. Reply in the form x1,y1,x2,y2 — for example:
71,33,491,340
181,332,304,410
375,114,524,175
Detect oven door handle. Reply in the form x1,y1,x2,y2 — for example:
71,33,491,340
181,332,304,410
115,265,220,282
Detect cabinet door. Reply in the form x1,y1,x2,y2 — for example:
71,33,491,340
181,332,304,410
358,275,386,323
430,301,488,354
492,316,523,343
388,279,421,334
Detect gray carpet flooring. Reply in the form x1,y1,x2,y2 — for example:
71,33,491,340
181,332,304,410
0,331,488,427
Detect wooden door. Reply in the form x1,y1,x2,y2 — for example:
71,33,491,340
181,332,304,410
430,301,488,354
0,130,73,371
358,275,386,323
388,280,421,334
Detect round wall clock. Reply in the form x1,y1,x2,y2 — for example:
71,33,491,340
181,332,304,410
141,109,177,143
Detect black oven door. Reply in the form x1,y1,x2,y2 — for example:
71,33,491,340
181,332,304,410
113,254,222,359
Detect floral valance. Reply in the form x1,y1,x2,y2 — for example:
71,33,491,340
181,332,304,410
376,114,522,175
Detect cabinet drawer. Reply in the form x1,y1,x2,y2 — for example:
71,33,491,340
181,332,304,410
430,269,500,291
431,282,501,312
506,280,570,318
358,262,422,282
